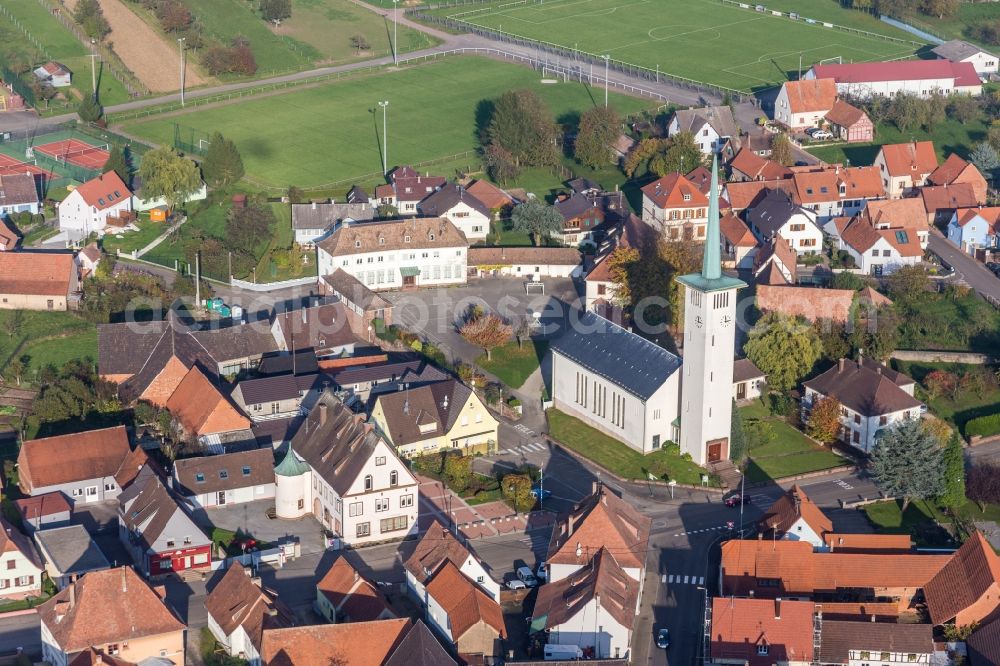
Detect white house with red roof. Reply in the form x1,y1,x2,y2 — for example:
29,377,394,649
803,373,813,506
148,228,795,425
805,60,982,99
774,78,837,130
873,141,938,199
57,171,132,237
639,172,709,240
828,217,922,276
0,515,44,600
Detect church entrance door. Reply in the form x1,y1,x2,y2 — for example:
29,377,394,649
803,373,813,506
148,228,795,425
707,439,725,463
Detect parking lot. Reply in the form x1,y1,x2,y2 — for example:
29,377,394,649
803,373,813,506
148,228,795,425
384,276,580,365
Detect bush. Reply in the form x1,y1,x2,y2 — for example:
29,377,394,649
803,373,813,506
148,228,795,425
966,413,1000,439
507,397,522,408
768,393,793,417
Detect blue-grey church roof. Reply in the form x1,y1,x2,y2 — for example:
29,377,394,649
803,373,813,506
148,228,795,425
550,310,681,400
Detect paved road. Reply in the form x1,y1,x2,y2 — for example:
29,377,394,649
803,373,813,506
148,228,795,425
928,228,1000,302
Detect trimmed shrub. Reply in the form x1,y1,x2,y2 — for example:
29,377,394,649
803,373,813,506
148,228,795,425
966,413,1000,439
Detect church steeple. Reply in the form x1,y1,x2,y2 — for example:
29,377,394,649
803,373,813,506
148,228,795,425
701,156,722,281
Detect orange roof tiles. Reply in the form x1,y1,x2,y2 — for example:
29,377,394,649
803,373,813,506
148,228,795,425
466,180,514,210
824,98,869,128
165,366,251,437
71,171,131,211
0,251,74,297
206,563,293,652
930,153,976,186
756,285,855,323
793,165,884,204
921,183,981,215
862,198,929,234
547,484,651,571
955,206,1000,230
317,555,395,622
720,212,757,247
711,597,815,666
760,485,833,539
823,533,913,553
783,78,837,114
640,172,708,209
724,180,797,211
878,141,938,181
38,567,185,653
925,531,1000,625
17,426,146,493
425,561,506,640
261,619,412,666
730,148,793,181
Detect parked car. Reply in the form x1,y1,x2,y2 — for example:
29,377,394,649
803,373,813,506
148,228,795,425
516,566,538,587
810,130,833,140
530,485,552,500
507,578,527,590
725,494,750,508
536,561,547,582
656,628,671,649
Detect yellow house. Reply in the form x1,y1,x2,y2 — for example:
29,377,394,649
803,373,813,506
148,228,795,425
370,379,499,458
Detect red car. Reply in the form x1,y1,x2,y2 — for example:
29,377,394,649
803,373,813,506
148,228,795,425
724,495,750,508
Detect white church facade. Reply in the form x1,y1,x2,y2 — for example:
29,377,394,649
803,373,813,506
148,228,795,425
549,158,744,466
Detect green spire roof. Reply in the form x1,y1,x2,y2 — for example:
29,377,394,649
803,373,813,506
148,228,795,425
676,155,746,293
702,156,722,281
274,447,310,477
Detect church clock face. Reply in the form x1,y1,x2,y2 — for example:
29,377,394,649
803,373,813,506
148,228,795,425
695,315,703,328
721,315,732,327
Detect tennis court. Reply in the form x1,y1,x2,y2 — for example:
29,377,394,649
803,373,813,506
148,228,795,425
0,154,53,179
431,0,923,92
31,139,110,170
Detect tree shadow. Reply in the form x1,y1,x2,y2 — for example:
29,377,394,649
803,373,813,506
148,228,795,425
475,98,495,145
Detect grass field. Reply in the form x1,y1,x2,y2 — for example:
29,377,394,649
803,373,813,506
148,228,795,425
0,311,94,380
21,329,98,379
121,57,657,189
426,0,923,93
547,408,713,485
889,3,1000,48
891,360,1000,436
3,0,131,107
741,401,846,483
476,340,549,389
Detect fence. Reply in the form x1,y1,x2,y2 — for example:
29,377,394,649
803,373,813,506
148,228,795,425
408,10,747,100
33,0,149,97
718,0,925,48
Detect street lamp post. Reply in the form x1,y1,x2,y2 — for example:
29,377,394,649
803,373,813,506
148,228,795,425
378,100,389,177
177,37,186,107
738,469,746,537
602,54,610,107
392,0,399,65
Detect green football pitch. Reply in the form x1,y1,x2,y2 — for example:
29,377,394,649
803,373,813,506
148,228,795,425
119,57,659,189
428,0,925,93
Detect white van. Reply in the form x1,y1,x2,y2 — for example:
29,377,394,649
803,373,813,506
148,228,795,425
544,644,584,661
516,565,538,587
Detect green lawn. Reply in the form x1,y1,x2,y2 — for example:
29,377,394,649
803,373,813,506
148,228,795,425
890,360,1000,436
3,0,131,107
895,292,1000,354
476,340,548,389
143,201,230,276
0,311,94,377
808,115,991,166
280,0,437,64
863,499,957,547
888,3,1000,48
547,408,713,485
740,401,846,483
100,218,169,256
120,57,657,189
210,527,273,557
425,0,922,93
20,328,98,380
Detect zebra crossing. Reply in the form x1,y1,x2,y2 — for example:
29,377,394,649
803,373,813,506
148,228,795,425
661,574,705,586
498,442,548,456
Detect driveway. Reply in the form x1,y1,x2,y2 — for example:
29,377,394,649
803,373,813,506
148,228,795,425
928,228,1000,302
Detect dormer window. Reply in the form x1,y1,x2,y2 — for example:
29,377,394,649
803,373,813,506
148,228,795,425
98,198,105,206
379,237,385,244
757,644,769,656
355,240,361,248
114,190,121,197
429,233,435,240
242,466,251,477
682,193,691,202
195,473,205,483
404,235,411,242
219,470,228,480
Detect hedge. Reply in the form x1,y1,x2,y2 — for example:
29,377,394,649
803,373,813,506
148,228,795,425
966,413,1000,439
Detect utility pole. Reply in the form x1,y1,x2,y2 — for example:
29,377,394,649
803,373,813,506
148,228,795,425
392,0,399,65
378,100,389,177
798,53,803,80
177,37,186,107
89,52,98,97
738,469,746,537
194,252,201,306
602,54,610,107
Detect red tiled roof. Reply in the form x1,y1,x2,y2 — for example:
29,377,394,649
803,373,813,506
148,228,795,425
206,563,293,652
782,78,837,114
71,171,130,211
824,98,869,128
547,484,651,571
862,197,929,232
425,561,506,640
793,165,884,204
730,148,793,181
466,180,514,210
720,212,756,247
317,555,395,622
0,251,74,297
955,206,1000,230
724,180,796,211
17,426,146,492
812,60,980,86
756,285,855,323
753,234,797,284
929,153,975,186
165,366,251,437
925,531,1000,625
261,619,412,666
711,597,815,666
759,485,833,538
640,172,708,209
920,183,980,215
878,141,938,180
823,533,913,553
15,492,71,522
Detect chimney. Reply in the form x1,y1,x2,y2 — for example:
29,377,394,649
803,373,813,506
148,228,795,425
442,395,449,410
876,366,882,375
354,569,360,583
96,655,103,665
69,582,75,608
121,567,127,593
301,307,307,325
312,201,317,210
319,402,328,427
774,597,781,619
838,358,845,372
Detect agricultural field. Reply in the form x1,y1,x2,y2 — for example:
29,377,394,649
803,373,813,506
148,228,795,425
120,56,658,189
2,0,131,107
425,0,924,93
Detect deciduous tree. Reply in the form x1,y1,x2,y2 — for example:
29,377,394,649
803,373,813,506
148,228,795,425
138,146,202,213
487,89,559,167
730,399,747,464
261,0,292,22
924,369,958,400
885,265,931,305
502,473,534,513
103,145,129,183
460,313,512,361
968,462,1000,511
510,201,563,246
201,132,245,188
4,310,23,340
483,142,519,185
770,132,793,167
443,454,472,494
806,396,842,444
870,419,944,511
744,312,822,392
938,432,966,509
77,95,103,123
574,106,620,168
